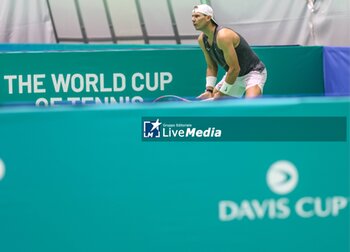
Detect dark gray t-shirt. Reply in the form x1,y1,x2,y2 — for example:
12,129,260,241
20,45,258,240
203,26,265,76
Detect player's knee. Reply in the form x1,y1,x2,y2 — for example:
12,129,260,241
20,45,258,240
245,85,261,98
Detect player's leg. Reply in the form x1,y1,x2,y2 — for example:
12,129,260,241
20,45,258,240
245,85,262,98
244,69,267,98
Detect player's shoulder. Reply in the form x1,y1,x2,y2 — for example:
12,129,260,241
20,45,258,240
217,27,237,38
216,27,239,43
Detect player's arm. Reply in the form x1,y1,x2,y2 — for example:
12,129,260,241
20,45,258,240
197,34,218,98
198,34,218,80
215,29,241,96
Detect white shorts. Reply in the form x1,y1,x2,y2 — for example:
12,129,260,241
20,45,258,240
215,69,267,98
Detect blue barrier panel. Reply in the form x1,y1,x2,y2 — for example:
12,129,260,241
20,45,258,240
323,47,350,96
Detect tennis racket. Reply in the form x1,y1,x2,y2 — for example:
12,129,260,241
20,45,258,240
152,95,192,103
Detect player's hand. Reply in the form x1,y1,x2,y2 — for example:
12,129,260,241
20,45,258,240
197,91,213,100
213,91,225,100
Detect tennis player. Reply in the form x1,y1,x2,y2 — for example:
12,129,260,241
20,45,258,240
192,4,267,100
